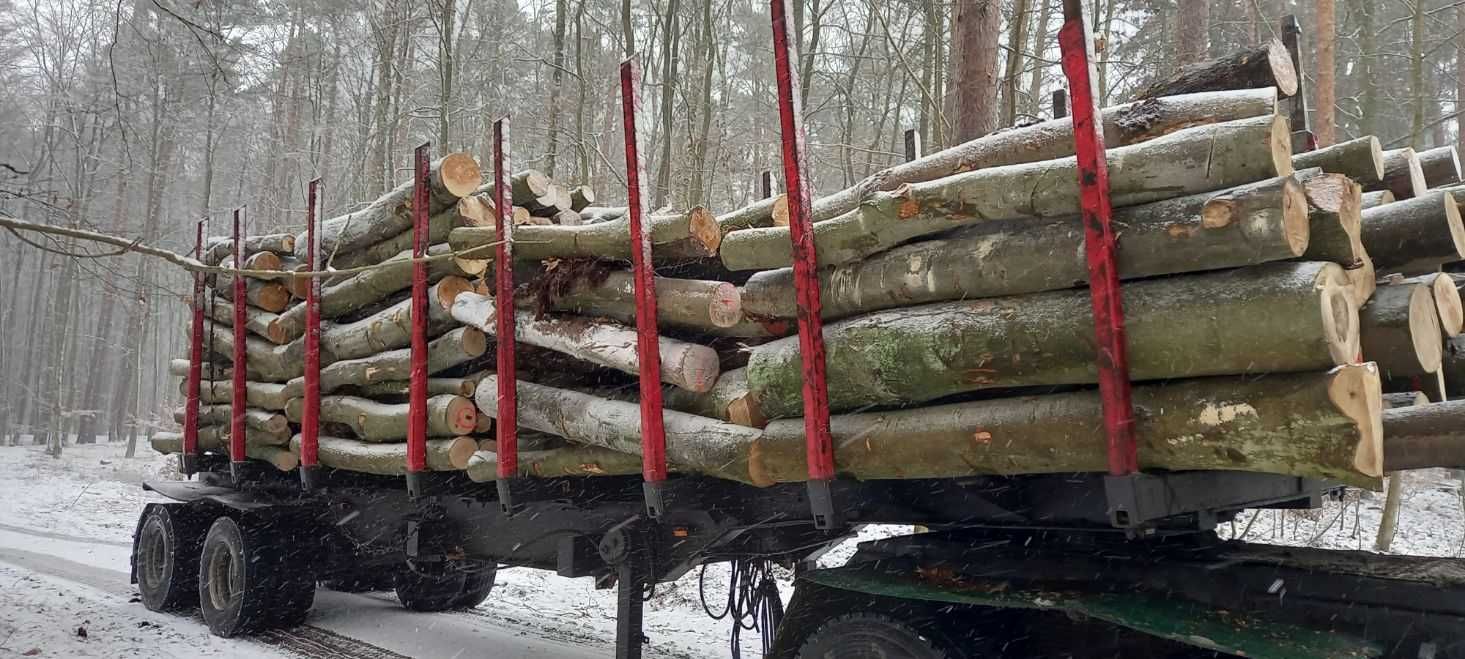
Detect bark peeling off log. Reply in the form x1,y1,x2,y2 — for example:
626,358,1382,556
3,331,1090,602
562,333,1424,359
751,364,1383,488
745,262,1358,417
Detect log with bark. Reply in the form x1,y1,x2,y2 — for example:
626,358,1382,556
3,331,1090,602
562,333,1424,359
745,262,1359,418
1417,146,1462,188
200,320,316,383
212,251,284,289
288,435,476,474
1291,136,1384,186
326,202,478,271
283,326,488,397
661,368,765,428
350,375,482,399
202,234,296,266
151,432,297,471
1135,39,1298,99
200,297,281,343
318,277,472,360
1360,190,1395,209
569,185,595,212
284,394,477,441
1396,273,1465,337
170,405,289,435
451,291,720,392
740,175,1309,320
718,115,1294,271
192,381,291,410
533,267,743,331
1359,191,1465,273
464,445,645,482
1381,400,1465,470
299,153,482,260
1295,171,1364,267
708,88,1278,232
449,207,720,261
1369,148,1428,200
751,364,1382,488
475,375,765,485
1359,280,1445,379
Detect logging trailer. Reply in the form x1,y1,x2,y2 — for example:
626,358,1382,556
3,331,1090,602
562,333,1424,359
127,3,1465,658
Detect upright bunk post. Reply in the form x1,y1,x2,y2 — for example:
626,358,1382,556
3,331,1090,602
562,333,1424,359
620,57,669,519
770,0,838,529
491,118,521,514
405,144,431,497
1057,0,1141,525
229,208,249,484
181,219,206,476
300,178,322,491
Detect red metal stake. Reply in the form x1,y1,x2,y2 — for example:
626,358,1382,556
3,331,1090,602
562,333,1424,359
182,220,205,476
492,118,520,514
300,178,323,491
1058,0,1138,478
229,208,248,483
770,0,838,529
406,144,431,497
620,57,669,519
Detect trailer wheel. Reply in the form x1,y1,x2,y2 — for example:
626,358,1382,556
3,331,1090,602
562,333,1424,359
395,564,467,612
133,504,207,612
266,568,316,628
796,613,963,659
197,516,281,637
452,565,496,609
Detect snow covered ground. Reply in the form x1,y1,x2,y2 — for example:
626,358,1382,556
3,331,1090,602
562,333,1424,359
0,441,1460,658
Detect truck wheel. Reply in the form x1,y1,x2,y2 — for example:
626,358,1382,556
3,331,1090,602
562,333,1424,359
395,565,467,612
267,571,316,628
197,516,280,637
133,505,207,612
452,565,496,609
797,613,962,659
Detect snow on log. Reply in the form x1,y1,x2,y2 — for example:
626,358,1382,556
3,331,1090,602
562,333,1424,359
283,327,487,397
297,153,481,260
284,394,477,441
1360,191,1465,273
1381,400,1465,471
1135,39,1298,99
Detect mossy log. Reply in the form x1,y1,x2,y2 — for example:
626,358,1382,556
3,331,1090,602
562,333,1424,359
475,375,765,485
288,435,475,474
270,244,477,343
1360,190,1395,209
199,320,317,383
283,327,487,397
662,368,765,428
450,291,719,392
199,297,280,343
297,153,481,260
202,234,296,266
318,277,471,360
710,89,1278,232
1291,136,1384,185
1360,191,1465,273
170,405,289,435
741,175,1309,320
151,432,297,471
284,394,477,441
718,115,1293,271
752,365,1382,488
449,207,720,261
1368,148,1428,200
536,270,742,331
745,262,1359,417
1417,146,1462,188
1381,400,1465,471
1359,281,1444,379
464,446,645,482
212,276,291,314
1135,39,1298,99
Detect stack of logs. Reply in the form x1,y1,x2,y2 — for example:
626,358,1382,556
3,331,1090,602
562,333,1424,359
153,39,1465,492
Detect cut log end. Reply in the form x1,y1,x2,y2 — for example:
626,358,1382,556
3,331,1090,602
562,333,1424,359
1383,391,1428,409
688,207,722,253
440,152,485,198
1265,38,1300,97
1364,136,1386,182
255,282,292,313
1407,283,1446,373
1280,176,1310,256
707,282,743,328
447,436,478,469
1268,114,1295,177
1445,193,1465,262
461,327,489,358
454,257,489,276
1321,282,1360,366
1431,273,1465,337
668,345,723,393
444,397,479,435
771,195,790,227
1329,362,1384,479
436,276,475,312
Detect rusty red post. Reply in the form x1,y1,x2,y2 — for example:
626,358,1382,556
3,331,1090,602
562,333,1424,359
1058,0,1138,480
181,220,205,476
229,208,248,484
620,57,669,519
300,178,322,491
492,117,520,514
770,0,838,529
406,144,431,497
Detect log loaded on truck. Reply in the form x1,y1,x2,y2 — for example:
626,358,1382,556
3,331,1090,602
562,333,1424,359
122,3,1465,658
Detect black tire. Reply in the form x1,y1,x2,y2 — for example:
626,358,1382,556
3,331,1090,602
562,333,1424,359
395,564,468,612
452,565,496,610
133,505,208,612
797,613,961,659
197,516,281,637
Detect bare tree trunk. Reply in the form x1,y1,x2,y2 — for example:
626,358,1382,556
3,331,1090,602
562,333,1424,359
1175,0,1209,67
1000,0,1031,127
368,0,400,196
688,0,717,206
951,0,1001,141
653,0,681,208
621,0,635,57
1315,0,1335,147
544,0,568,177
1458,6,1465,160
1356,0,1378,139
1375,473,1404,551
1410,0,1425,149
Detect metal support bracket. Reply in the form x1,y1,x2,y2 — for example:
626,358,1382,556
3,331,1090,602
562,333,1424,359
300,177,323,491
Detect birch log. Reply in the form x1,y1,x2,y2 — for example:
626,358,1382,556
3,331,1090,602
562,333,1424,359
450,291,719,392
741,175,1309,320
718,115,1293,271
752,365,1382,488
746,262,1359,417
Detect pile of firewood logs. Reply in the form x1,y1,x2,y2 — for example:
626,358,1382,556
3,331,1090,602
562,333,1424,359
153,40,1465,491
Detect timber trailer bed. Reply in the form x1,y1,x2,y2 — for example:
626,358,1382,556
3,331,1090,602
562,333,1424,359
130,3,1465,658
